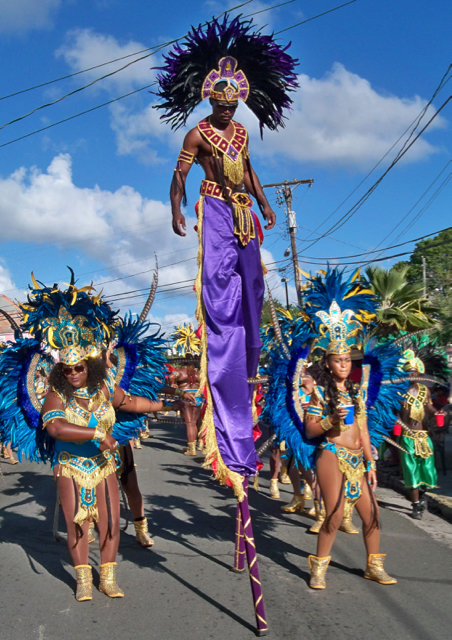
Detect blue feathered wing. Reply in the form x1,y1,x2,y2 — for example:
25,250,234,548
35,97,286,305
112,314,168,444
0,338,54,462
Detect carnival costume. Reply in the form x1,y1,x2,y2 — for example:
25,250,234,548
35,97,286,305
154,15,298,634
261,267,410,589
156,14,298,497
0,271,167,599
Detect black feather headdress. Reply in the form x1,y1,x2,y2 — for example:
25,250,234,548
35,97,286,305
154,14,299,134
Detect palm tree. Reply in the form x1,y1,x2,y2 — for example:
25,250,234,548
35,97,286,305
365,265,438,338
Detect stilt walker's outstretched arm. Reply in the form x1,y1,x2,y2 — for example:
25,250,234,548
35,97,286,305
233,501,246,572
239,478,268,636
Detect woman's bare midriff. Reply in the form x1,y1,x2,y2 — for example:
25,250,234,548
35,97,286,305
325,421,362,450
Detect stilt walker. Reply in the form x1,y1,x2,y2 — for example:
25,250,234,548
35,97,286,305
155,14,299,635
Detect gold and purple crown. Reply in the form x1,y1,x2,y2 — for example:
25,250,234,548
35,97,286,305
201,56,249,103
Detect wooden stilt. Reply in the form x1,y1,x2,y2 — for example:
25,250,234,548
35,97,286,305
239,478,268,636
233,501,246,572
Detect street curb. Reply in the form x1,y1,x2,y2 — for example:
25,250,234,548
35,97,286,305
377,466,452,524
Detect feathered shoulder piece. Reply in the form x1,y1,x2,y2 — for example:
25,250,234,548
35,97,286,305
0,338,54,462
111,313,167,444
362,337,411,447
154,14,299,133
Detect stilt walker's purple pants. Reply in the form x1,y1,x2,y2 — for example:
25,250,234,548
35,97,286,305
201,195,264,477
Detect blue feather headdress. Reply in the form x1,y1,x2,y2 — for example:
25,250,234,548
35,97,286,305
301,267,377,357
20,269,119,365
154,14,299,134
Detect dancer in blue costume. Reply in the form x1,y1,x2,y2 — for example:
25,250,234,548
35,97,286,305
0,271,184,601
262,267,410,589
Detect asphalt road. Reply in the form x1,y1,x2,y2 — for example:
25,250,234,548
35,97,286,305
1,420,452,640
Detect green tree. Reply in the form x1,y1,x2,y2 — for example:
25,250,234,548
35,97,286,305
365,265,438,338
394,228,452,344
260,298,299,327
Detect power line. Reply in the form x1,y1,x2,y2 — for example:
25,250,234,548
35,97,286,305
274,0,358,34
297,65,452,252
0,0,255,106
0,83,154,149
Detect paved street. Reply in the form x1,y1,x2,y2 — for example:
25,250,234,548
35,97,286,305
1,420,452,640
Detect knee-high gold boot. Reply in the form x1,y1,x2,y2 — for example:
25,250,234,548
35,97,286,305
134,517,155,547
74,564,93,601
308,555,331,589
364,554,397,585
309,500,325,533
99,562,124,597
339,501,359,534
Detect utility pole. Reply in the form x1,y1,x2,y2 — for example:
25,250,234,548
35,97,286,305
263,179,314,302
281,277,290,309
422,255,427,298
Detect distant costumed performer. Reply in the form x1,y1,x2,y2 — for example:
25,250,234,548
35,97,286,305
155,14,298,635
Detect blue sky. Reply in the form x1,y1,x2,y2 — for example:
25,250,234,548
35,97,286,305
0,0,450,335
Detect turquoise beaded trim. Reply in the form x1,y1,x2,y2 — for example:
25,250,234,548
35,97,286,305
42,410,66,427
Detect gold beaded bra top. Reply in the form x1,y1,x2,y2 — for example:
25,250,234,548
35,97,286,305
55,374,116,436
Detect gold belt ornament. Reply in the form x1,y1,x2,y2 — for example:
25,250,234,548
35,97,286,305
403,429,433,458
200,179,255,246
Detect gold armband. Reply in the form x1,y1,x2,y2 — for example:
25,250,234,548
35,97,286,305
320,417,333,432
175,148,195,170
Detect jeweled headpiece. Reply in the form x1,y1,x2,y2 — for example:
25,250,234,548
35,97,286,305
20,269,119,365
202,56,249,103
315,301,362,356
301,267,377,358
154,14,298,133
402,349,425,374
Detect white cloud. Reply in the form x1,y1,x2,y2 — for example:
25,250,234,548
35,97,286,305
0,154,199,309
103,62,446,169
245,63,446,167
56,29,158,93
0,0,61,34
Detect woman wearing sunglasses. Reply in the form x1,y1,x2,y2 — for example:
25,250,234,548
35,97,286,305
41,352,183,602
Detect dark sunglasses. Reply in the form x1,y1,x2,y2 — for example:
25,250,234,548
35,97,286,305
62,364,86,375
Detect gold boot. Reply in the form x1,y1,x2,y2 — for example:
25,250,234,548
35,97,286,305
364,554,397,585
134,437,142,449
309,500,326,533
339,501,359,535
99,562,124,597
279,463,291,484
88,522,95,544
303,483,313,501
197,439,204,451
281,494,305,513
308,555,331,589
270,478,280,499
134,518,154,547
74,564,92,601
183,442,197,456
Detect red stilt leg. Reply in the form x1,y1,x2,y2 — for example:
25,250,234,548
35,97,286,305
239,478,268,636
